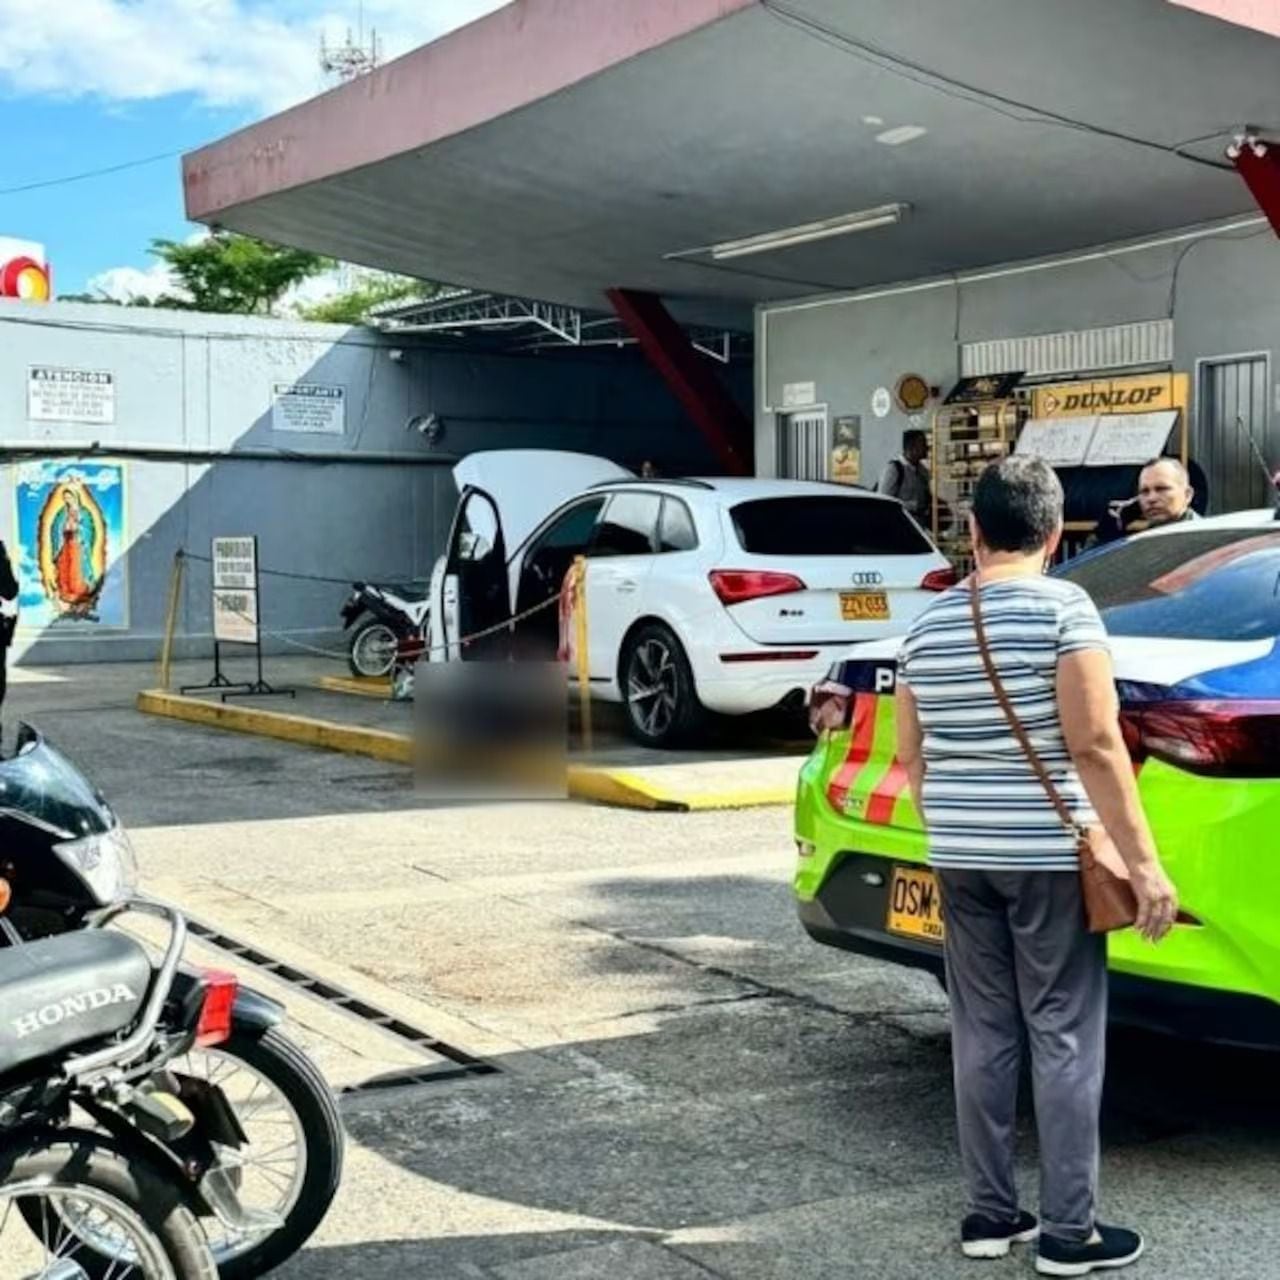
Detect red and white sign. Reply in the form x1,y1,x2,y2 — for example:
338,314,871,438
0,238,52,301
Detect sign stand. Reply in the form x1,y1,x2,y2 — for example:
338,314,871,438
180,536,294,703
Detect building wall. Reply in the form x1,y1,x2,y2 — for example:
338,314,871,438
0,302,747,663
755,215,1275,496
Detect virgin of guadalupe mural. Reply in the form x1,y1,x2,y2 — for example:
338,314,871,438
41,484,106,617
16,462,127,630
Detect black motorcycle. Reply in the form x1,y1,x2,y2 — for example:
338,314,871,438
340,580,430,679
0,726,343,1280
0,898,265,1279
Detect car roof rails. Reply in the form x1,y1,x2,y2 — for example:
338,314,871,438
589,477,716,491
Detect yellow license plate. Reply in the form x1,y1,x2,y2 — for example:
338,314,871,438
840,590,890,621
886,865,945,943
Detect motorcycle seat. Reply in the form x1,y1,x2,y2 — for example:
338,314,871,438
0,931,152,1079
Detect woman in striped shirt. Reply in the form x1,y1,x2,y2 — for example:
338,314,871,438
896,455,1177,1277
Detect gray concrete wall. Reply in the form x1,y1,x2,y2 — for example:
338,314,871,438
0,302,747,664
755,216,1274,493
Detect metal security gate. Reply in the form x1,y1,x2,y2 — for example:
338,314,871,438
1196,354,1273,513
778,408,829,480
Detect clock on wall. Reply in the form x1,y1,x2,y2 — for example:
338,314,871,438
894,373,931,413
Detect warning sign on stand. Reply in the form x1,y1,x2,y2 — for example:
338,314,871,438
212,536,259,644
28,367,115,425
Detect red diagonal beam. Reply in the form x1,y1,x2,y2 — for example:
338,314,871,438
606,288,751,475
1232,141,1280,236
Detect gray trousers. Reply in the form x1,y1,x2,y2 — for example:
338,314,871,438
938,868,1107,1242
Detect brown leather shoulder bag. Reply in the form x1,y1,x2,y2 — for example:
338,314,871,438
968,577,1137,933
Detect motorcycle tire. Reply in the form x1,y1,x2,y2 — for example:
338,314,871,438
348,620,398,679
8,1135,218,1280
204,1025,345,1280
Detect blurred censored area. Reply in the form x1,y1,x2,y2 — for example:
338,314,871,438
413,661,569,801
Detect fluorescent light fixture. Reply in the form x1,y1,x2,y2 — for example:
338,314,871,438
876,125,928,146
708,203,909,260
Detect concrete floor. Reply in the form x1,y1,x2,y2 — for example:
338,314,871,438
6,659,1280,1278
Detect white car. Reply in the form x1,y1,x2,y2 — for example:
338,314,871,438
428,450,954,747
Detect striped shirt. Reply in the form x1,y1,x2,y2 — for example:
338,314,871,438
897,576,1110,871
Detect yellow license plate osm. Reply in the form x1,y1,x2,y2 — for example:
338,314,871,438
886,864,945,942
840,591,890,621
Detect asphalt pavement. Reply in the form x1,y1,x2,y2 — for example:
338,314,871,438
7,657,1280,1278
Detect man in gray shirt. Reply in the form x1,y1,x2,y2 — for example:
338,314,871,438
878,428,932,525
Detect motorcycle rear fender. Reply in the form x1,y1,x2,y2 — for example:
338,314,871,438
169,970,285,1036
232,985,286,1034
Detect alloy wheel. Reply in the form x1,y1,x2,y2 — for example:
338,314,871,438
627,637,679,739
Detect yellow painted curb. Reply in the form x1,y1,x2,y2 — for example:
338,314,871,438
564,766,792,812
315,674,393,699
137,691,792,812
137,690,412,764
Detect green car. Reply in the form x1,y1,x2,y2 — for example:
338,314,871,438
795,511,1280,1047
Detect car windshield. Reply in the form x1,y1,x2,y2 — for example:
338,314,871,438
730,496,932,556
0,728,116,837
1056,525,1280,640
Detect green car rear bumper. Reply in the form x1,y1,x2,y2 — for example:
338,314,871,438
795,730,1280,1050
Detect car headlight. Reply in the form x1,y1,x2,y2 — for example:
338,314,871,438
53,824,139,905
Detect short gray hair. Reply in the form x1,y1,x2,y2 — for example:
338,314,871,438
1140,456,1190,485
972,456,1063,553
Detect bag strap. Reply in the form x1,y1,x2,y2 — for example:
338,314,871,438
968,576,1081,836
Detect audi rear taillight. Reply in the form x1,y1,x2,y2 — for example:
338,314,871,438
709,569,807,606
920,567,959,591
1120,700,1280,777
808,680,853,735
195,971,239,1048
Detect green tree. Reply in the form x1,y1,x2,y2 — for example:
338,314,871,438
149,233,329,315
300,272,435,325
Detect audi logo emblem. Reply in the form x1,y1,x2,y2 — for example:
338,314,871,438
849,571,884,586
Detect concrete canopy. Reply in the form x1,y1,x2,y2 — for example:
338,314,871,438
184,0,1279,327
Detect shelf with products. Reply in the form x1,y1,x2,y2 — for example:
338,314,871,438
929,394,1028,569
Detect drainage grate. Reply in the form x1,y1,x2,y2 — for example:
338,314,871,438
186,917,500,1093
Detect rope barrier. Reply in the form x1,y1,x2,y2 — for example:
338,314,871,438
207,580,566,665
178,549,406,589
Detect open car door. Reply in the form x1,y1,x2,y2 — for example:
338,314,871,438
428,450,632,663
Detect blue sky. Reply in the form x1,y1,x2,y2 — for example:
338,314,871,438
0,0,507,299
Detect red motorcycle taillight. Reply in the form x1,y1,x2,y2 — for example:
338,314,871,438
709,569,807,606
196,971,240,1048
1120,700,1280,777
808,680,853,735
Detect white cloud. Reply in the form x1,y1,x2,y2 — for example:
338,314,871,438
87,263,182,304
84,468,122,491
0,0,510,115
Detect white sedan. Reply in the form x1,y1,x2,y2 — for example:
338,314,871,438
428,450,954,747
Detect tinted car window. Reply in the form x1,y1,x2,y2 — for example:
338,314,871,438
730,496,932,556
591,493,660,558
526,498,606,558
658,497,698,553
1056,526,1280,640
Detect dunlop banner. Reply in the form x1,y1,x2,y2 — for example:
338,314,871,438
1032,372,1189,418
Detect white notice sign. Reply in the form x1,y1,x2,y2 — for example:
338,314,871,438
212,588,259,645
28,367,115,425
1015,416,1100,468
212,536,259,644
1083,410,1178,467
272,383,345,435
782,381,817,409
